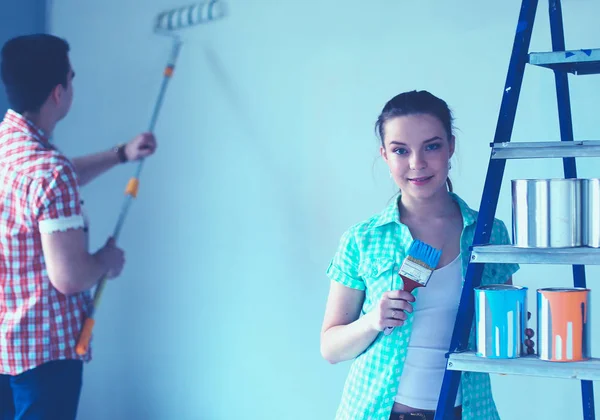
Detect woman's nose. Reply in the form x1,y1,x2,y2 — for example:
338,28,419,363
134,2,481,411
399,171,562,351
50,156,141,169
409,152,426,170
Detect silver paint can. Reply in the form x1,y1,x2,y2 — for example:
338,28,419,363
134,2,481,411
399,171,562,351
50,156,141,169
583,178,600,248
512,178,583,248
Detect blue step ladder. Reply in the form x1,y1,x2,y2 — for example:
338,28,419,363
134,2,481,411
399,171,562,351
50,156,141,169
434,0,600,419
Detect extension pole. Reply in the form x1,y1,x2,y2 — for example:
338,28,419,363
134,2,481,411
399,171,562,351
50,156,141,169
75,39,182,355
75,0,227,356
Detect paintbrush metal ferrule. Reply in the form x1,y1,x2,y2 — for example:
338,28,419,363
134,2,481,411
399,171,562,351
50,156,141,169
405,255,433,270
398,258,433,285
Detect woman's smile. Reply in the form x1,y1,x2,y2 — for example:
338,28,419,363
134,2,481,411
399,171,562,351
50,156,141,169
408,175,434,186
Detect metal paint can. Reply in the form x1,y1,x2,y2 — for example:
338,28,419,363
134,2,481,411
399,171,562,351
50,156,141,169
537,288,590,362
475,285,528,359
583,179,600,248
512,178,583,248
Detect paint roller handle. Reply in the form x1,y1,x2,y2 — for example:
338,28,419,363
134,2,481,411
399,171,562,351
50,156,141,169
75,30,183,356
75,317,96,355
75,250,125,355
74,235,126,355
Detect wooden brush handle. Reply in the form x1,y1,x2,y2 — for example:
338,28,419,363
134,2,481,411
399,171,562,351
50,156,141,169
402,276,422,293
383,276,421,336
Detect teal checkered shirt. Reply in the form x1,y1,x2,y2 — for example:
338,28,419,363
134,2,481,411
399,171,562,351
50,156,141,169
326,192,519,420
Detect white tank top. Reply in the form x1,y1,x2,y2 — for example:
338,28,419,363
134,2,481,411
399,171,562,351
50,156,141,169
394,254,463,410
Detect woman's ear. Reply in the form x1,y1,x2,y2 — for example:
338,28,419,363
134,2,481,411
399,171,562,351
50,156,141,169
380,145,388,163
448,135,456,158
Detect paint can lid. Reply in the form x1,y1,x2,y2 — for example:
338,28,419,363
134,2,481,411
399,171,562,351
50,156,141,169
537,287,590,293
475,284,527,291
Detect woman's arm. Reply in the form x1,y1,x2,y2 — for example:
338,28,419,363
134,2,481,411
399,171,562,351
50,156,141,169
320,281,414,364
320,282,378,364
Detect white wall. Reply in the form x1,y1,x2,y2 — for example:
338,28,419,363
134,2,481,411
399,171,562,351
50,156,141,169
0,0,47,113
47,0,600,419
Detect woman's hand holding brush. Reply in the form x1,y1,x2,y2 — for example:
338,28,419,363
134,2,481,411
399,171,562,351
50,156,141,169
366,290,415,332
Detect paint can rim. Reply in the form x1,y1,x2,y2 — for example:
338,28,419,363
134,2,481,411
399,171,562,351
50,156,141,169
475,284,528,291
537,287,590,293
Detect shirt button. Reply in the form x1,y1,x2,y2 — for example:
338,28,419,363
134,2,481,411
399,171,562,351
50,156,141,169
464,401,470,407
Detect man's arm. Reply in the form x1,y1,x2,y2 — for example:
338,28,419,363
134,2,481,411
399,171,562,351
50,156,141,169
71,133,157,186
34,163,126,295
41,229,124,295
71,147,122,186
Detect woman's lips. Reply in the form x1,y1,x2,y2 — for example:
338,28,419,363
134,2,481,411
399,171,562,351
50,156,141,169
408,175,434,186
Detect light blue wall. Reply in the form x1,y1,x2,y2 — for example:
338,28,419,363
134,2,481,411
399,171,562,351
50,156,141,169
0,0,47,114
45,0,600,419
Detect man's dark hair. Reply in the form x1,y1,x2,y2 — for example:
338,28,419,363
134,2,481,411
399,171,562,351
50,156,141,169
1,34,71,114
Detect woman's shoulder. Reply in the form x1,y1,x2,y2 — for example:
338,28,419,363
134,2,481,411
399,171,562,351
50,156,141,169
344,199,401,235
334,200,405,254
338,215,386,244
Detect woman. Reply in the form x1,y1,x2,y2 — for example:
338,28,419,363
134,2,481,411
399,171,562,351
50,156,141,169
320,90,519,420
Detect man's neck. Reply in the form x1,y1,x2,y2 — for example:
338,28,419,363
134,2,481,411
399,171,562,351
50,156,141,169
21,110,55,138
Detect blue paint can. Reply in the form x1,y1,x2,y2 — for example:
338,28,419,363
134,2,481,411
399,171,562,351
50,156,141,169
475,285,528,358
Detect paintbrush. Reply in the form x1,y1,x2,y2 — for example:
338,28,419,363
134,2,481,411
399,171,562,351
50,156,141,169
383,239,442,335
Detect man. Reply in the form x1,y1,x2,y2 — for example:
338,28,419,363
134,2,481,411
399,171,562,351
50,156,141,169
0,34,157,419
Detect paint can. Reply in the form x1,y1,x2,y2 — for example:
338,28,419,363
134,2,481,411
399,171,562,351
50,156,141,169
512,178,583,248
475,285,528,359
583,179,600,248
537,288,590,362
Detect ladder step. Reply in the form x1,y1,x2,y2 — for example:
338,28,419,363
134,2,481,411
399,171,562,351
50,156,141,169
528,48,600,75
491,140,600,159
470,245,600,265
447,351,600,381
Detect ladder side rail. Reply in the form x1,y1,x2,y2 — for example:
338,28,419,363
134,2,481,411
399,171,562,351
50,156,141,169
548,1,594,419
434,0,539,418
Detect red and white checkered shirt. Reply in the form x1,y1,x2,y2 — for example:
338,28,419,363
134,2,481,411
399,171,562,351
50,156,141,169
0,109,92,375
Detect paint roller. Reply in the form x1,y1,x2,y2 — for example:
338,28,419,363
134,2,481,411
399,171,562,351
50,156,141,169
155,1,227,32
75,0,228,356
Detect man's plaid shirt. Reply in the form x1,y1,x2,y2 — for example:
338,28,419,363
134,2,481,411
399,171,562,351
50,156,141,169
0,109,92,375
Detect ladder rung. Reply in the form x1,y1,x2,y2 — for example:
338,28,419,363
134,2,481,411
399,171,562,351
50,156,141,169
491,141,600,159
528,48,600,75
470,245,600,265
447,351,600,381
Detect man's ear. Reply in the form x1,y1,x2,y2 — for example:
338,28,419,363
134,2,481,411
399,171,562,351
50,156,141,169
49,84,62,105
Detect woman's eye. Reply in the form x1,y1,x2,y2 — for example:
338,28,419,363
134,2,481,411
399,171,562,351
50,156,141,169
426,143,441,151
393,148,408,155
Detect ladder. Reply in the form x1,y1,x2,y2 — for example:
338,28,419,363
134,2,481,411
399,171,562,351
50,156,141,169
434,0,600,419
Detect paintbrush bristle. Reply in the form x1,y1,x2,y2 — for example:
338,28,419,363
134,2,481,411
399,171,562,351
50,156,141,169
407,239,442,269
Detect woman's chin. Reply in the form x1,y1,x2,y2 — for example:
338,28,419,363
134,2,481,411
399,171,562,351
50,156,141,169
401,179,448,198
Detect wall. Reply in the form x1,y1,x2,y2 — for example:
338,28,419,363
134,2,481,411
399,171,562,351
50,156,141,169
46,0,600,419
0,0,47,113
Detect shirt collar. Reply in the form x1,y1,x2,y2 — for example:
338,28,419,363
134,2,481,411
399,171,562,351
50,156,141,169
370,191,477,229
3,109,52,146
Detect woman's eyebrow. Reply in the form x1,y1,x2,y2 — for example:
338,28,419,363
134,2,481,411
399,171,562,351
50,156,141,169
388,136,442,146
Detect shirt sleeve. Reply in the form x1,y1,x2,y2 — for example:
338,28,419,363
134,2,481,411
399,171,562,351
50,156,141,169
325,228,365,290
489,219,520,283
32,164,85,234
